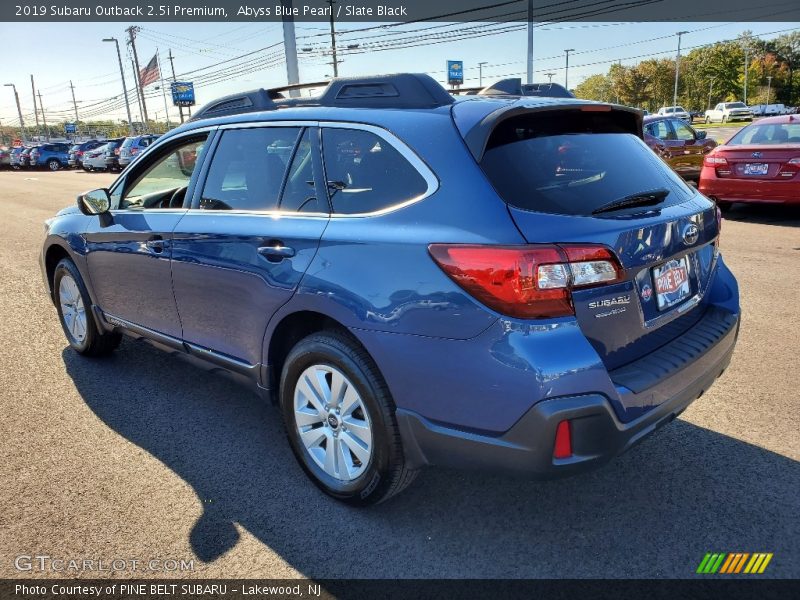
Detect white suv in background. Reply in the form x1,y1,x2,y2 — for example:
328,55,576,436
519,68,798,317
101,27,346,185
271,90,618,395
657,106,691,121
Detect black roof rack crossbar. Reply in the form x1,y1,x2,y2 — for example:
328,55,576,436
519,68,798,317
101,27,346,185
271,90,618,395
190,73,454,121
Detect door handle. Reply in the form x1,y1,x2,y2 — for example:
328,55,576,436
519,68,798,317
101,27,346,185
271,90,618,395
258,243,295,262
146,235,164,254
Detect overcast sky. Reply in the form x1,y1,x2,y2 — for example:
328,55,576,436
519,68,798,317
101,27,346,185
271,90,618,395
1,20,797,125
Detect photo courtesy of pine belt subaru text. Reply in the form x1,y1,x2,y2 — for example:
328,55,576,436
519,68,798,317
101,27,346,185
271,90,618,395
40,73,741,505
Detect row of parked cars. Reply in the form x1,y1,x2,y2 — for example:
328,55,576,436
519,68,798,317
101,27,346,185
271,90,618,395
4,135,159,172
644,110,800,208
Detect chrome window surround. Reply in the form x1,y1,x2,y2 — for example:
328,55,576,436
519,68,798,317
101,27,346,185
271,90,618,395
190,120,440,218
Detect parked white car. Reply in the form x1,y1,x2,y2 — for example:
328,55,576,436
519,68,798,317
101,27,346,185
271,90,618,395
704,102,753,123
81,144,110,171
657,106,690,121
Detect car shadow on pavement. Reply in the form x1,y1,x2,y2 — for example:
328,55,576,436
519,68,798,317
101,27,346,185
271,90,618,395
63,340,800,579
723,203,800,227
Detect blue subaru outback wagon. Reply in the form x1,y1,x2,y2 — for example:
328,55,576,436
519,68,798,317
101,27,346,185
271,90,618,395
41,74,740,504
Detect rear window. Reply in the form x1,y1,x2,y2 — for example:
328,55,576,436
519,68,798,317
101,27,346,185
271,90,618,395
480,112,692,216
121,138,134,148
726,103,747,109
728,123,800,145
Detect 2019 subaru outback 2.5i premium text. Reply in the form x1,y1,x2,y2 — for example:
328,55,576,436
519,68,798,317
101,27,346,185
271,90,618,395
40,74,740,505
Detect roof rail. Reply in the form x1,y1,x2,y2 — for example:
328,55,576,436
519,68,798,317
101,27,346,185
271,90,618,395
190,73,454,121
478,78,575,99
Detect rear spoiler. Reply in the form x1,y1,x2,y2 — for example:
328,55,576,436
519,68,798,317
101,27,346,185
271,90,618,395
457,101,644,162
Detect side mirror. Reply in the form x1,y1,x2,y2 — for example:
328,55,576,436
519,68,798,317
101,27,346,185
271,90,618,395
696,130,707,140
77,189,111,215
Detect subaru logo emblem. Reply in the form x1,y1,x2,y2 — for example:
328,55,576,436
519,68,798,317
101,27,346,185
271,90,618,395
752,151,762,158
682,223,699,246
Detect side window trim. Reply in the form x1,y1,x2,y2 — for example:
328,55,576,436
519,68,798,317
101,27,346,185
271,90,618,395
318,122,439,218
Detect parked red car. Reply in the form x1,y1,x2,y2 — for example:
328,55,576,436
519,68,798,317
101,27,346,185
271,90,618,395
699,115,800,209
643,115,717,182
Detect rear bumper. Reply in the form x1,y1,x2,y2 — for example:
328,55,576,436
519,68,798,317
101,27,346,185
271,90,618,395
699,169,800,204
398,310,739,477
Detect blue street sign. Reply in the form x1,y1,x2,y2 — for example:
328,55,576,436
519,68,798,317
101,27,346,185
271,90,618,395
447,60,464,86
171,81,196,107
64,123,76,134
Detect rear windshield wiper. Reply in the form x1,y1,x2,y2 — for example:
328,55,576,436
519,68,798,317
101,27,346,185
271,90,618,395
591,188,670,215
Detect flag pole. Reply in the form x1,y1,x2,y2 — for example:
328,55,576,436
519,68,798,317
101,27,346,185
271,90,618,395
157,49,171,130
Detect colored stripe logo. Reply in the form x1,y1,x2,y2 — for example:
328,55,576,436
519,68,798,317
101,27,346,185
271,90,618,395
696,552,773,574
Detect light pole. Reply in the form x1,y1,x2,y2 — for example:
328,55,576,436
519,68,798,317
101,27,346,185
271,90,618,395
478,61,488,87
103,37,134,134
743,46,749,104
3,83,26,142
673,31,688,108
766,75,773,105
564,49,575,90
708,78,715,110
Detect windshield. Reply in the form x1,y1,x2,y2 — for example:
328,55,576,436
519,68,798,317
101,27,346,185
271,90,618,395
480,114,692,217
728,123,800,145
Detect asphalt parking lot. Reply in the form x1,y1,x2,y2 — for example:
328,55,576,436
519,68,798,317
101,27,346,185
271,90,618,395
0,166,798,579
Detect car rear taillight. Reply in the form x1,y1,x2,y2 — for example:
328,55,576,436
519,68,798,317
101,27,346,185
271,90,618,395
114,148,120,155
131,147,139,154
703,155,727,167
428,243,624,319
778,157,800,178
704,154,731,175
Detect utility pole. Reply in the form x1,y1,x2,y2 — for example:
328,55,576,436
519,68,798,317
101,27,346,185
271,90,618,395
30,75,41,140
128,51,145,130
281,0,300,95
564,49,574,90
326,0,338,77
157,50,171,129
545,72,555,83
127,26,149,125
37,90,48,141
167,49,184,123
103,37,134,134
766,75,773,105
478,61,488,87
526,0,534,85
743,46,749,104
673,31,688,108
69,80,80,136
3,83,26,142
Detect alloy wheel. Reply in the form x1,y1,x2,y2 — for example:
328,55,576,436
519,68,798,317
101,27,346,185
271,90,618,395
293,364,373,481
59,274,87,344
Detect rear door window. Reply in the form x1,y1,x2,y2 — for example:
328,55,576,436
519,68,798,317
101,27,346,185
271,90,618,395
480,112,692,216
646,121,671,140
200,127,301,211
321,128,427,214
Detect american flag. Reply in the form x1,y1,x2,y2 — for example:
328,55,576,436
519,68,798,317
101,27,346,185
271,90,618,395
139,54,160,87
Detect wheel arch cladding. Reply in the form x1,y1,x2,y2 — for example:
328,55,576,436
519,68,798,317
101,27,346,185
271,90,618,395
265,310,376,397
45,244,72,302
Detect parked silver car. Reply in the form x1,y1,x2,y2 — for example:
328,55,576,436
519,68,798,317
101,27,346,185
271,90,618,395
81,144,110,171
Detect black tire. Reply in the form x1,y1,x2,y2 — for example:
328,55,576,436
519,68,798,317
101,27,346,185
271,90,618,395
53,258,121,357
717,201,733,212
280,331,417,506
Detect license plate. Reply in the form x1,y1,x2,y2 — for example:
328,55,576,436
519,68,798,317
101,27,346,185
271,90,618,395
652,256,691,310
744,163,768,175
